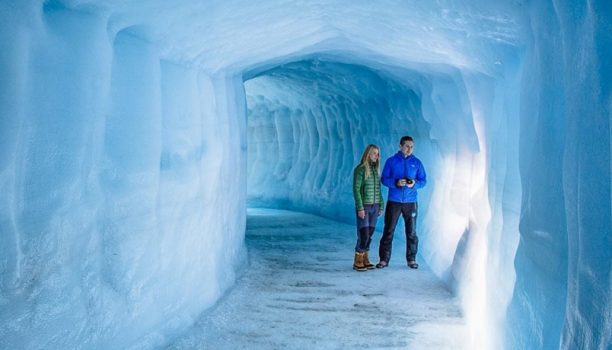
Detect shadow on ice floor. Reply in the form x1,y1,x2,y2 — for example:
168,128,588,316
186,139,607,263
167,208,467,349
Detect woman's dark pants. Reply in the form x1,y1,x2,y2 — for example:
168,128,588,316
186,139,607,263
355,204,379,252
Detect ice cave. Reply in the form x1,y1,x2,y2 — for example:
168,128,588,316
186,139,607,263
0,0,610,349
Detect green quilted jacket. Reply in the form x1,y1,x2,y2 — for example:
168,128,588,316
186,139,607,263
353,163,384,211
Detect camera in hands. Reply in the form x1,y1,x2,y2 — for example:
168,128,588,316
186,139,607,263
397,178,415,186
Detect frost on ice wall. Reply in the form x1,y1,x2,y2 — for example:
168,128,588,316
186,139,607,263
0,0,610,349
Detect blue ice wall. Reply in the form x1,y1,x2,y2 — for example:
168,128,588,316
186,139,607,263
507,2,612,349
0,3,247,349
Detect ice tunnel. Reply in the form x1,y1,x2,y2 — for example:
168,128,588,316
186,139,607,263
0,0,610,349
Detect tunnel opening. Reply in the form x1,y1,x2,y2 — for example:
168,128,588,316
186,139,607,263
235,56,473,346
243,57,430,226
240,55,515,349
240,56,488,289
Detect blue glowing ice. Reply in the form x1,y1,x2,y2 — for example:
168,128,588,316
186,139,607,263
0,0,609,349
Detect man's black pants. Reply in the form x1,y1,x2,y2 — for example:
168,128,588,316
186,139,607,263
378,201,418,263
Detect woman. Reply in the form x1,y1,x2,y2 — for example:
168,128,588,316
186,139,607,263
352,144,384,271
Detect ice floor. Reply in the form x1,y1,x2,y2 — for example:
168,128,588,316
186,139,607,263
166,209,467,349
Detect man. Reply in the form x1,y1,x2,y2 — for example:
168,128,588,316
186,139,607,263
376,136,427,269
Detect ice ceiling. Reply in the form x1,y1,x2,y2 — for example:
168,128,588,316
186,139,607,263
0,0,610,349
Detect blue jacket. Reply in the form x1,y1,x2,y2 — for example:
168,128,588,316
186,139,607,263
381,152,427,203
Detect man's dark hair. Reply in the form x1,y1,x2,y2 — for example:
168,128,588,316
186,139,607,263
400,136,414,145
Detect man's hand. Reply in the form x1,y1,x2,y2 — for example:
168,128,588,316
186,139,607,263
358,210,365,219
396,179,407,187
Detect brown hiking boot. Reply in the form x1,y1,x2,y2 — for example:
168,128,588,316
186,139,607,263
363,251,375,269
353,252,367,271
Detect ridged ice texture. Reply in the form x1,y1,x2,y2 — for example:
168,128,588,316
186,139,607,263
0,0,610,349
0,3,248,349
245,59,427,222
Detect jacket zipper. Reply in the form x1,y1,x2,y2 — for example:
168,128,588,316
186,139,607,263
402,156,407,202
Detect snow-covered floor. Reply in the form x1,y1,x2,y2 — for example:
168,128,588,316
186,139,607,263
167,209,467,349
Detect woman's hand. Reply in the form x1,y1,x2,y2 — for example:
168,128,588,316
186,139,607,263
358,210,365,219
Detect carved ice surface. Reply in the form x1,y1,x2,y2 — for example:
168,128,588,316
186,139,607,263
0,0,609,349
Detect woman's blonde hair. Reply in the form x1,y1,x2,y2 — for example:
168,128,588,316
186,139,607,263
358,144,380,178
